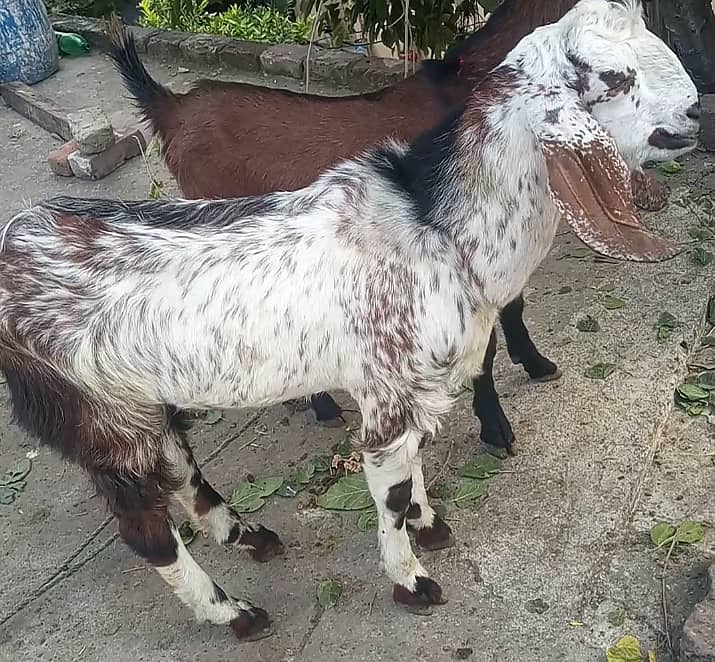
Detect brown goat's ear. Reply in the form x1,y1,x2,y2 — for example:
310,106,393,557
540,129,681,262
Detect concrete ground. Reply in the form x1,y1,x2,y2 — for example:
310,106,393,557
0,52,713,662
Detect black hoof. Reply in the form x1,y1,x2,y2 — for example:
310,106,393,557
518,354,560,381
229,606,272,641
310,392,344,426
393,576,447,615
478,408,515,457
413,515,456,552
237,526,285,563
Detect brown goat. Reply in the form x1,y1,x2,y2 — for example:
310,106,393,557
108,0,669,457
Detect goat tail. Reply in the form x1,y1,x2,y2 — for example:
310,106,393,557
105,14,178,136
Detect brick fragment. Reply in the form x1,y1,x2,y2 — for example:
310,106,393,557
68,129,146,180
48,140,78,177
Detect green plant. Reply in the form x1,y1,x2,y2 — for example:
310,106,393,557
300,0,498,56
44,0,117,17
139,0,313,43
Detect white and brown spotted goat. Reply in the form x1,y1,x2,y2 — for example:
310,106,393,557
0,0,698,640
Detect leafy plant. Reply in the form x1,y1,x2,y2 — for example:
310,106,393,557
139,0,313,43
301,0,496,56
650,520,705,549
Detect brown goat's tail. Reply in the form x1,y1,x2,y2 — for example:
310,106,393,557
105,14,177,137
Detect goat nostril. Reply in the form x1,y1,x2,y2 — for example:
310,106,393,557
686,102,701,120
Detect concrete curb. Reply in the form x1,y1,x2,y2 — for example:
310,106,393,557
49,14,405,92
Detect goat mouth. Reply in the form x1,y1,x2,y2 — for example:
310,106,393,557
648,128,698,151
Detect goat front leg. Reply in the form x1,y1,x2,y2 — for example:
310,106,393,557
499,294,561,381
472,328,515,458
362,428,447,614
164,428,284,562
405,435,455,551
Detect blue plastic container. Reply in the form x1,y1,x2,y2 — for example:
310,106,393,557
0,0,59,85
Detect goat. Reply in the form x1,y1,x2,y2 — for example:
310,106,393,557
108,0,691,456
106,0,612,457
1,0,698,639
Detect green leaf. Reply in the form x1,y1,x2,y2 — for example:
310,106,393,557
448,478,488,510
312,455,332,473
677,383,709,402
607,609,625,627
317,579,342,608
229,477,283,513
599,294,626,310
650,522,676,548
648,652,657,662
149,178,164,200
178,520,198,546
709,296,715,327
688,349,715,371
693,246,714,266
658,160,682,175
607,635,643,662
703,331,715,347
317,474,373,511
689,226,714,242
674,521,705,545
334,436,353,457
251,477,284,497
202,409,223,425
577,315,601,333
0,458,32,486
697,371,715,391
295,462,316,485
458,454,503,479
357,507,378,531
562,247,594,259
0,485,18,505
655,311,680,342
584,363,616,380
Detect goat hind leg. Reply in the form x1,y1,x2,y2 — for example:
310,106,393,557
104,472,271,640
164,427,283,562
363,429,446,614
500,294,561,381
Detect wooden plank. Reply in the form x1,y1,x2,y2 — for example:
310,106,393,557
0,81,71,140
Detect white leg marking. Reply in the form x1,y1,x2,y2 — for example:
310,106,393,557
362,429,428,591
155,525,252,625
407,451,436,531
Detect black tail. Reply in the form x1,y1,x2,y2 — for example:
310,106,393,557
105,15,177,134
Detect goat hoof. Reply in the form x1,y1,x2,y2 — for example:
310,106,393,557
393,577,447,614
238,525,285,562
309,392,344,426
533,366,562,383
479,414,515,458
483,442,510,459
229,605,272,640
414,515,456,551
522,356,560,381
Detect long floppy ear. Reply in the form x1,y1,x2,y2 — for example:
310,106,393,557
535,103,681,262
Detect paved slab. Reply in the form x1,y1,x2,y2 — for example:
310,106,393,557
0,53,713,662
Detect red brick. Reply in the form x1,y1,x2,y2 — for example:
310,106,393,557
67,129,146,180
48,140,78,177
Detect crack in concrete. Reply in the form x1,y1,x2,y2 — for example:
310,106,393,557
0,407,268,627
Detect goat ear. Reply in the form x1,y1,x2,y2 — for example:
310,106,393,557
539,122,681,262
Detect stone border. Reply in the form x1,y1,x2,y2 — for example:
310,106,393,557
49,15,406,92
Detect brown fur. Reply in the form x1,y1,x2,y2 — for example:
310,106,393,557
135,0,580,199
